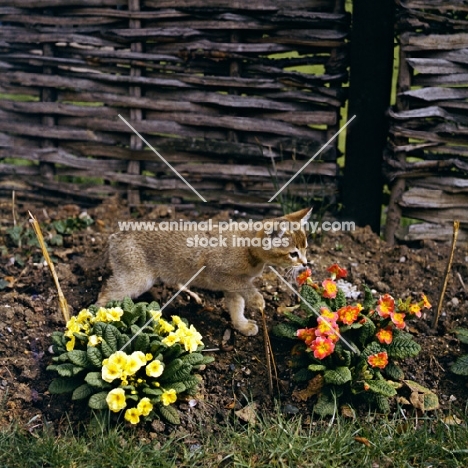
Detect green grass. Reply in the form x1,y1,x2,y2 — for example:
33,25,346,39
1,409,468,467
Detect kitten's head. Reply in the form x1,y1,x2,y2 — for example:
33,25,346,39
253,208,311,274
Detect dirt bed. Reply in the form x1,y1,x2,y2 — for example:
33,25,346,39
1,197,468,436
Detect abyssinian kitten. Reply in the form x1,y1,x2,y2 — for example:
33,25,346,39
97,208,311,336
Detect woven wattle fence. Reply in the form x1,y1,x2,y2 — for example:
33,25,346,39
0,0,349,214
385,0,468,243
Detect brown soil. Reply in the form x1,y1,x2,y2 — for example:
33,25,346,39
1,197,468,436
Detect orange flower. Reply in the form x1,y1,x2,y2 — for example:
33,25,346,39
390,312,406,330
375,327,393,345
327,264,348,279
297,328,316,346
364,382,370,391
311,336,335,360
367,351,388,369
376,294,395,318
322,279,338,299
320,307,338,322
296,267,312,286
337,305,361,325
421,294,431,309
316,317,339,339
408,303,422,318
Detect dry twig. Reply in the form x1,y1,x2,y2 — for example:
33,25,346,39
28,211,70,323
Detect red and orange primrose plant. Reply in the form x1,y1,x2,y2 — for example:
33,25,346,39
273,264,438,415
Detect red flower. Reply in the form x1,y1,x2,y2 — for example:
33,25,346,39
327,264,348,279
421,294,432,309
408,303,422,318
296,268,312,286
311,336,335,360
297,327,316,346
390,312,406,330
320,307,339,322
322,279,338,299
367,352,388,369
337,305,361,325
375,327,393,345
376,294,395,318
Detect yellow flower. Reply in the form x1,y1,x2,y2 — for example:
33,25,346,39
124,355,144,376
107,307,123,321
158,319,175,334
76,309,93,324
149,309,162,322
65,317,80,337
106,388,126,412
146,359,164,378
102,362,123,383
177,325,203,352
145,353,153,361
162,333,179,347
124,407,140,425
132,351,147,366
108,351,128,368
171,315,182,326
137,397,153,417
95,307,111,323
161,389,177,406
88,335,102,347
66,335,76,351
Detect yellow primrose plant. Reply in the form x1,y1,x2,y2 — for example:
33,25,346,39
47,297,214,425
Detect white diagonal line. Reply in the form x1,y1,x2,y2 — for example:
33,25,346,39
119,266,206,352
269,266,360,354
118,114,207,202
268,115,356,202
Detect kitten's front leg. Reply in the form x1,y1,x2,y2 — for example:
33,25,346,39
224,292,259,336
243,287,265,312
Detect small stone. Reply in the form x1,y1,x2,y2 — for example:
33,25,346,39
450,297,460,307
283,404,299,415
399,256,406,263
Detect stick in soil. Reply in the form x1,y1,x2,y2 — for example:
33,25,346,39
29,211,70,323
432,220,460,329
260,307,279,397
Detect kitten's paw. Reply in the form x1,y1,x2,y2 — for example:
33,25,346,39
250,292,265,310
234,320,259,337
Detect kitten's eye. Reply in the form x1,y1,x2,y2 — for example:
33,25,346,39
289,251,299,259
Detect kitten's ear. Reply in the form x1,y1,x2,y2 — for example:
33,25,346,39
285,207,313,224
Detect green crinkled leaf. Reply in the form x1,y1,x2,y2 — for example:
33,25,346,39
147,301,161,313
300,284,323,314
72,384,95,401
143,388,163,396
163,343,184,360
361,341,383,360
450,354,468,376
387,338,421,359
308,364,327,372
104,324,120,352
100,339,114,358
200,355,215,365
283,311,308,328
161,364,192,384
454,328,468,345
314,391,336,417
87,346,103,367
48,377,81,394
88,392,109,410
374,394,391,413
51,331,65,347
333,288,347,309
56,363,84,377
72,332,88,341
169,382,186,393
93,322,107,337
362,284,376,311
46,364,58,372
160,358,184,376
158,404,180,425
357,318,376,346
182,376,201,390
293,368,315,382
384,362,405,381
122,297,134,313
181,353,205,366
324,367,352,386
364,379,397,397
118,334,130,350
133,333,150,353
333,344,352,367
85,371,109,388
271,323,298,340
67,350,90,368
